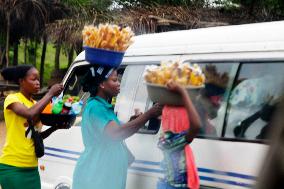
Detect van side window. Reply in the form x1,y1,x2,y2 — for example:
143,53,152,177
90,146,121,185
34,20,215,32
193,63,238,137
115,65,144,123
115,65,161,134
225,62,284,140
64,70,85,98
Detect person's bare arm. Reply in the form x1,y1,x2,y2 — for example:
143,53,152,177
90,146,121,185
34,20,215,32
166,81,201,143
7,84,63,121
180,88,201,142
105,104,162,140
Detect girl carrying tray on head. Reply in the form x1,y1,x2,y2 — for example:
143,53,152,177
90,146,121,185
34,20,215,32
72,65,162,189
157,81,201,189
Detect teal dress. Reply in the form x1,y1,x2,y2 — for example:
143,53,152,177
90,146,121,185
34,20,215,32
72,96,128,189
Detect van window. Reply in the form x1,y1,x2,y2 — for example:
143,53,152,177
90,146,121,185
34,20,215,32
119,62,239,136
115,65,145,123
135,68,161,134
225,62,284,140
115,65,161,134
64,68,86,98
191,62,239,138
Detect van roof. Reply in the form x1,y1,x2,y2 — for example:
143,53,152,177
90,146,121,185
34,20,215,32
125,21,284,56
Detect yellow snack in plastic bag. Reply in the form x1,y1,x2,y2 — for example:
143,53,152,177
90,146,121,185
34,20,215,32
144,60,205,87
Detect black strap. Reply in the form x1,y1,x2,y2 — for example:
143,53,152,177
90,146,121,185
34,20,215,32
27,120,45,158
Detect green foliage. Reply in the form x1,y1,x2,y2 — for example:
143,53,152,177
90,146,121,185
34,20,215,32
61,0,113,11
231,0,284,16
61,0,93,8
116,0,284,18
115,0,208,7
16,41,68,86
93,0,114,11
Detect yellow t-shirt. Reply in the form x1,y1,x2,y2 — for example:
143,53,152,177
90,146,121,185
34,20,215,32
0,92,38,167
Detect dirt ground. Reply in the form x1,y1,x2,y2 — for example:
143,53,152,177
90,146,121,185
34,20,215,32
0,122,6,156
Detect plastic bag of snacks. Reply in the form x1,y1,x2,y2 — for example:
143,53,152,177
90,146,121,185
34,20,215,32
144,60,205,105
82,23,134,67
144,60,205,87
40,94,83,128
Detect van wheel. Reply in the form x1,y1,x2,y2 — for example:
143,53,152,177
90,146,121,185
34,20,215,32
55,183,70,189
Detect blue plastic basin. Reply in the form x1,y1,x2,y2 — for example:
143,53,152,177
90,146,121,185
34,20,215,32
84,46,125,67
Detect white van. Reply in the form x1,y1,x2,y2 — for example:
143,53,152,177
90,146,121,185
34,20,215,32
40,21,284,189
